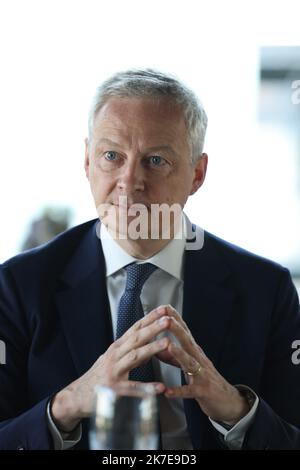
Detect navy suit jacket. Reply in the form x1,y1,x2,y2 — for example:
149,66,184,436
0,219,300,450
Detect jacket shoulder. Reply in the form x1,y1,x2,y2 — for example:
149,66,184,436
204,230,289,279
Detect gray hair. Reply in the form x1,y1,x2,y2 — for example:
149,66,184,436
88,68,208,164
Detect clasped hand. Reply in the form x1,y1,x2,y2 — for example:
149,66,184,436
52,305,249,432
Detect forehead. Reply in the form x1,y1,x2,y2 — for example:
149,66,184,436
92,97,188,143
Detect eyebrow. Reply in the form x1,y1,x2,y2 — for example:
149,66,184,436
95,138,123,148
95,138,179,158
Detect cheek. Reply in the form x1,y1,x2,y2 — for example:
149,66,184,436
88,170,116,204
162,175,191,204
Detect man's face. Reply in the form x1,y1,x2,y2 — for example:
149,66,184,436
85,97,207,241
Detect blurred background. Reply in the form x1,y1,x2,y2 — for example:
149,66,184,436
0,0,299,293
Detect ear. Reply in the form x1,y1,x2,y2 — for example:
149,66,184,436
190,153,208,195
84,138,90,180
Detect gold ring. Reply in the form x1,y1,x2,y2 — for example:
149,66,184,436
186,365,202,376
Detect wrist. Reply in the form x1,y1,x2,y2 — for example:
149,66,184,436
51,389,81,433
223,388,252,427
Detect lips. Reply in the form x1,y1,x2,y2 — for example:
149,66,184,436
113,202,150,210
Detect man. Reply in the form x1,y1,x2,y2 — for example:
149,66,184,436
0,69,300,450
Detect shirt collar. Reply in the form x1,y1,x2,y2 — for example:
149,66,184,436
100,216,190,281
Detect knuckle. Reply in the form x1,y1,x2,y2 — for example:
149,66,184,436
129,349,138,363
136,322,142,331
121,329,131,340
132,332,140,346
106,346,118,361
135,318,144,330
189,358,198,370
108,349,118,362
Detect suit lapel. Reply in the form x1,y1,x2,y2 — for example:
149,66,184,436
182,231,236,448
55,221,113,377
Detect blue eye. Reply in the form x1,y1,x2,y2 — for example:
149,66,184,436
105,151,118,161
149,156,164,166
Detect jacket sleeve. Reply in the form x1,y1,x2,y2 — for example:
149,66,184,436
0,265,53,450
243,268,300,449
0,398,52,450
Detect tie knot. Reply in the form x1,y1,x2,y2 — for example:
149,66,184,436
125,263,157,292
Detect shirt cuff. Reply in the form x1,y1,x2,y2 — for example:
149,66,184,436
209,385,259,450
47,400,82,450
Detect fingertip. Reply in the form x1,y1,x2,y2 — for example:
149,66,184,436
165,304,178,317
159,304,175,314
154,383,166,394
165,388,175,397
157,306,167,316
166,304,173,314
129,382,165,395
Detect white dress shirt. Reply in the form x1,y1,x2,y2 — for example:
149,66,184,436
48,215,258,449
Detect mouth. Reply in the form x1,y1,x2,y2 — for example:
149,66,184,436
113,202,150,211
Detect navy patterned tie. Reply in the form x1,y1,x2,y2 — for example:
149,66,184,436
116,262,157,382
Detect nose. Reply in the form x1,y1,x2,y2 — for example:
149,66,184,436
117,159,145,194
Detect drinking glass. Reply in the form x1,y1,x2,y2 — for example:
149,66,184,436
89,383,159,450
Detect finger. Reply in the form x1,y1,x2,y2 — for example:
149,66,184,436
119,305,170,344
166,314,208,361
155,349,180,368
136,305,170,330
127,381,166,394
117,337,170,376
167,317,198,357
116,315,172,359
147,305,207,359
167,342,203,375
163,305,190,332
115,380,166,395
165,385,200,399
167,317,209,367
164,308,208,357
